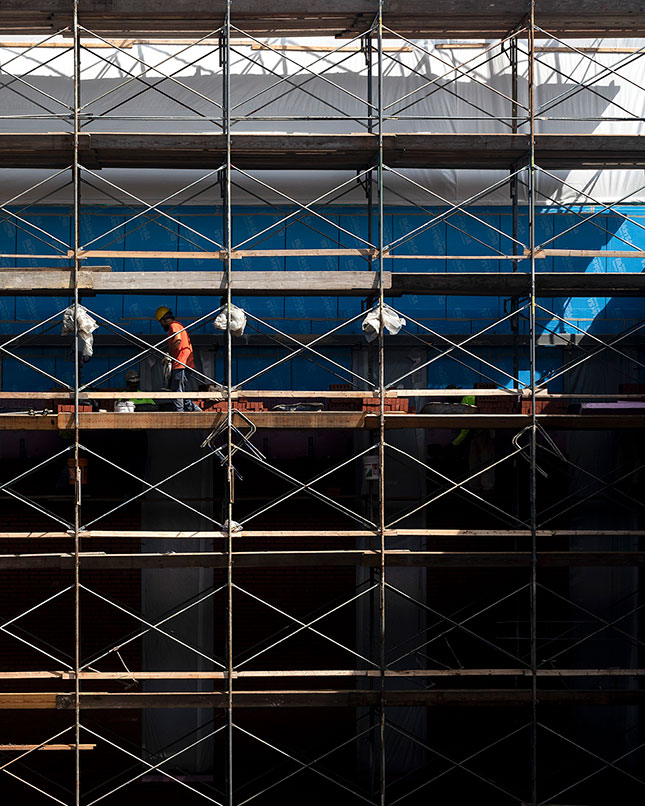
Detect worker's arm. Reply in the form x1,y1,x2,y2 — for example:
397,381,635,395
452,428,469,447
167,322,182,353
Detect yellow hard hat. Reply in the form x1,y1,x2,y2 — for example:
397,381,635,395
155,306,171,322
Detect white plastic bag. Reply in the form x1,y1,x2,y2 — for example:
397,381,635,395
61,304,99,359
362,303,406,342
116,401,135,413
162,355,173,388
214,304,247,337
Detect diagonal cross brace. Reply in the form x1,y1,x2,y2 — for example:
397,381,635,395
381,27,527,121
78,25,224,117
536,166,645,245
80,29,224,119
384,166,526,254
234,443,378,530
385,303,527,389
231,25,376,113
538,723,645,805
84,723,227,806
534,29,645,117
230,28,374,122
388,720,528,805
234,722,378,806
1,586,75,671
79,443,224,530
80,165,225,251
79,305,224,391
232,165,377,250
536,303,645,372
237,308,372,390
82,725,224,805
536,584,645,666
233,582,380,670
385,442,529,530
79,583,227,671
385,581,531,669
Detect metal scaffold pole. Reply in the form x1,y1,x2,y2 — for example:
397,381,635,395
73,2,82,803
224,1,234,802
377,2,386,803
528,2,538,804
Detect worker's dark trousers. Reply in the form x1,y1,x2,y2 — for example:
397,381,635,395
169,368,199,411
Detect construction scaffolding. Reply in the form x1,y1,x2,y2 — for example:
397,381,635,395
0,1,644,803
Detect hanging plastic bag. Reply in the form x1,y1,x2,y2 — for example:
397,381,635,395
162,355,173,389
61,304,99,361
362,303,406,342
214,304,247,337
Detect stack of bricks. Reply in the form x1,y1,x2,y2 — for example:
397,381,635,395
475,395,518,414
235,399,265,412
328,398,362,411
328,383,362,411
474,384,518,414
56,401,93,413
362,396,409,413
201,398,265,412
520,398,568,415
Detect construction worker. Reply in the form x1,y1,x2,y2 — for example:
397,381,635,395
449,390,495,493
451,393,476,447
121,369,156,410
154,306,199,412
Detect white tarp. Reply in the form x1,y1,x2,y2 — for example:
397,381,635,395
0,35,644,204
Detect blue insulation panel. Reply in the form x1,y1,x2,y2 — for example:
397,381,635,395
445,208,501,321
550,211,608,331
604,211,645,322
80,207,125,327
0,214,16,270
1,204,643,393
2,354,59,392
16,206,71,268
16,208,72,324
233,209,285,328
390,209,446,320
80,206,125,271
503,208,554,320
0,214,16,333
427,353,483,389
177,207,224,269
123,211,178,334
176,207,224,322
233,350,291,390
285,212,340,322
291,350,353,390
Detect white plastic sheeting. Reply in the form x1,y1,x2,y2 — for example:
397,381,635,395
1,35,645,204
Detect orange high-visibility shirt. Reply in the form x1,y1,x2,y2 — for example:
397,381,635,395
168,321,194,370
